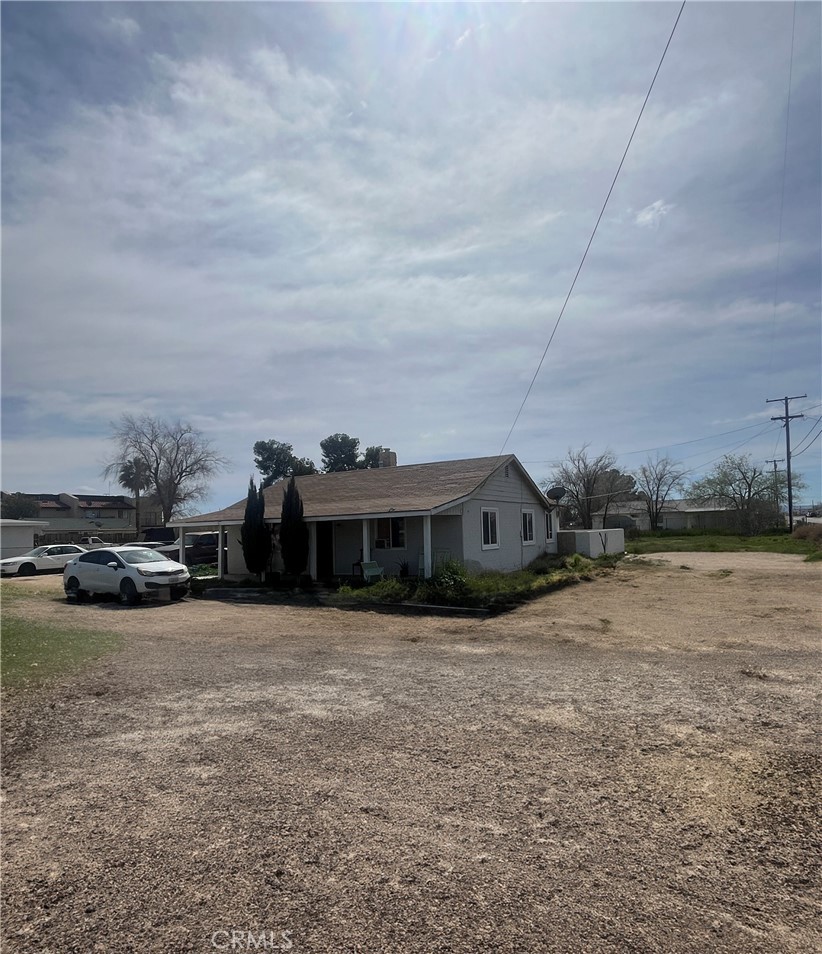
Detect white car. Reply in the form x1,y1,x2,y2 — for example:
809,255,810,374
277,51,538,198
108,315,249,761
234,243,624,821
63,546,191,605
0,545,88,577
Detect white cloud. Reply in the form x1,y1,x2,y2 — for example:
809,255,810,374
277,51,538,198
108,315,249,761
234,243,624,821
455,28,472,49
2,3,820,506
105,16,141,42
634,199,675,229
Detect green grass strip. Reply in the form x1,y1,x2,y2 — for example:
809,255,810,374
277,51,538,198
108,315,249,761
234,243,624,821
2,615,122,688
626,533,818,557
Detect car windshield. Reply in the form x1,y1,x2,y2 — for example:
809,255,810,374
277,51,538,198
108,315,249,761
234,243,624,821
23,547,50,557
117,549,172,565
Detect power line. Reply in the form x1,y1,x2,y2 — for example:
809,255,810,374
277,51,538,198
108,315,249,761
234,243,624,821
617,419,779,457
678,422,778,476
791,414,822,454
793,428,821,458
498,0,687,455
541,423,778,504
520,417,779,466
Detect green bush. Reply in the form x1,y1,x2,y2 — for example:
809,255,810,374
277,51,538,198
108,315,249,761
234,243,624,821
333,553,620,612
563,553,595,574
412,560,471,605
337,578,412,603
526,553,565,575
189,564,219,578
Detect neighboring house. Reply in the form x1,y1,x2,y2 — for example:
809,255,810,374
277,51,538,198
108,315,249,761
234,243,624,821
170,455,560,579
0,518,50,558
593,497,736,532
0,492,137,532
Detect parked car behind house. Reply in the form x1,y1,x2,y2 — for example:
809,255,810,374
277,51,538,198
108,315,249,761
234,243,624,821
63,546,190,605
157,532,222,566
79,536,111,550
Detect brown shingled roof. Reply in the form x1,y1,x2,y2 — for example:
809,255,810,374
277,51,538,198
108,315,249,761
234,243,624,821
177,455,521,524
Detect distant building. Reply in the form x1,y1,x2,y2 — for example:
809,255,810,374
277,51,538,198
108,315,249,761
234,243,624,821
593,497,737,532
0,491,161,532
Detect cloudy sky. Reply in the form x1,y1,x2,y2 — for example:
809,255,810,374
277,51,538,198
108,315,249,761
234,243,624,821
2,1,820,511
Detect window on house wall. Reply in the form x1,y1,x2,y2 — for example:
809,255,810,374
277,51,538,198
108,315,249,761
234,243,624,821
482,508,499,549
521,510,535,544
374,517,406,549
546,511,554,541
117,510,123,519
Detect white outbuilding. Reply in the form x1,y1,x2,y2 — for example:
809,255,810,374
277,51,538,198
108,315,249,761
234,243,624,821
0,519,50,559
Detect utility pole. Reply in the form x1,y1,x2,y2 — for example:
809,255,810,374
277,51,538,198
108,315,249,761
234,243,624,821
766,394,806,532
765,458,784,530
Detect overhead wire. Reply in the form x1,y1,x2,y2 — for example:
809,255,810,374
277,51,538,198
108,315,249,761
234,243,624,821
677,422,779,475
498,0,687,455
792,414,822,451
547,422,780,504
520,417,780,466
792,417,822,458
792,429,821,458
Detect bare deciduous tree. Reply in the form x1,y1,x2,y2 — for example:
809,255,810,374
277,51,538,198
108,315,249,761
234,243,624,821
690,453,803,534
105,415,229,524
546,446,630,529
634,455,688,531
597,468,637,527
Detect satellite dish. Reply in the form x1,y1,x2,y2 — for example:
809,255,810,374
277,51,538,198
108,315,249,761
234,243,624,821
545,486,567,502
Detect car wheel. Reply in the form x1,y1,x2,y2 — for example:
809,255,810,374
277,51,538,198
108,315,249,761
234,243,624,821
119,578,141,606
18,563,36,577
170,586,188,601
65,576,88,603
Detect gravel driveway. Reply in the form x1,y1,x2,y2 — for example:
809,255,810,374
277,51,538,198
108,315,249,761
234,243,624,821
2,553,820,953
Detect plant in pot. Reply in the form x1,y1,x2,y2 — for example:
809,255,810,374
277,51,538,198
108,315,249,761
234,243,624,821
396,559,410,579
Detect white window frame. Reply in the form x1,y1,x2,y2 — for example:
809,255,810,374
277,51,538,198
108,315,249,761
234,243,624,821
521,510,535,545
374,516,406,550
546,510,554,541
481,508,499,550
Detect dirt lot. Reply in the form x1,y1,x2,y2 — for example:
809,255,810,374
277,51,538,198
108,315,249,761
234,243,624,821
2,553,820,953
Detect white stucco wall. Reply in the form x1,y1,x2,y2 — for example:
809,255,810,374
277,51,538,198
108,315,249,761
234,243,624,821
0,520,50,558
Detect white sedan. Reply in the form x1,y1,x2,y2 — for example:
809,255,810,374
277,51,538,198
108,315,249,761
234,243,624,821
0,544,88,577
63,546,190,605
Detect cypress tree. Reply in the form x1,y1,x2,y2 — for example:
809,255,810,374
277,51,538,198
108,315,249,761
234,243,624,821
280,476,309,577
240,477,271,578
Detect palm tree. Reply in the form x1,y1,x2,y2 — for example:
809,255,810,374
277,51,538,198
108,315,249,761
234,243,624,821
116,458,152,532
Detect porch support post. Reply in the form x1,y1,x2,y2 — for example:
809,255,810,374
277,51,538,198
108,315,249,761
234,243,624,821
362,519,370,563
217,525,225,578
308,522,317,580
423,514,432,579
178,531,186,566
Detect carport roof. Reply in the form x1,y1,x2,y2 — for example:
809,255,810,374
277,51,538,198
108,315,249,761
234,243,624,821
174,454,543,525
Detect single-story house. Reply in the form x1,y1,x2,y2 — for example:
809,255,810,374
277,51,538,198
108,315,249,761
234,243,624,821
593,497,736,532
171,454,560,579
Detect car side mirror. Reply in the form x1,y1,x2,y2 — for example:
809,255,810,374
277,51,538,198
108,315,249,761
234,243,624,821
107,562,120,569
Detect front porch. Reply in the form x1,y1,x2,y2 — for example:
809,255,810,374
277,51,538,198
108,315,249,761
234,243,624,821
220,512,463,583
